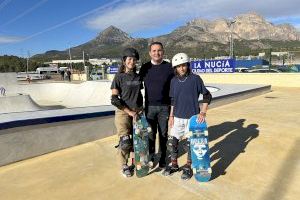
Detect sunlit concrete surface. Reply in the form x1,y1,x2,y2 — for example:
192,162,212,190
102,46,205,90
201,73,300,87
0,87,299,200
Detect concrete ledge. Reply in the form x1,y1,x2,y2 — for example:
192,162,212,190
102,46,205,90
0,115,115,167
0,105,115,130
0,106,116,166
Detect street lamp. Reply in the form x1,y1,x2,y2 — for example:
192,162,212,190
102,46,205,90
228,20,236,58
68,46,73,71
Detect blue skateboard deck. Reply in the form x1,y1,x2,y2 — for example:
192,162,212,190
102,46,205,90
188,115,212,182
133,113,151,177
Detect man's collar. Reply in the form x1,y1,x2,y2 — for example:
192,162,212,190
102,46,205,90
151,59,163,65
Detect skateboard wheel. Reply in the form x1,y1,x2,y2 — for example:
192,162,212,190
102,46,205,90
204,130,208,137
193,168,197,174
136,129,141,134
208,168,212,174
186,131,192,138
147,127,152,133
148,161,154,168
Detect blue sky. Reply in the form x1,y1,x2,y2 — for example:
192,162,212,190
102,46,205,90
0,0,300,57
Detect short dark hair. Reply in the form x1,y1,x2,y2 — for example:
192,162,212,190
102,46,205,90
149,41,164,51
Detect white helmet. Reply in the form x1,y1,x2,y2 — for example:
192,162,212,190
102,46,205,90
172,53,190,67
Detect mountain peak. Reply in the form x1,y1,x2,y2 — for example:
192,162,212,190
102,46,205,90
235,12,266,23
95,26,132,44
102,25,124,33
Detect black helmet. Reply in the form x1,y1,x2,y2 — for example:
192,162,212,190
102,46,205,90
122,48,139,60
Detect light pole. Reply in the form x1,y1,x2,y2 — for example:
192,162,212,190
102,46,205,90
228,20,236,58
26,50,30,74
68,46,72,71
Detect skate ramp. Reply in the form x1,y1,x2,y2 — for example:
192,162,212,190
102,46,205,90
0,73,19,95
2,78,268,112
14,81,112,108
0,72,271,113
0,73,18,87
0,95,43,114
0,73,112,109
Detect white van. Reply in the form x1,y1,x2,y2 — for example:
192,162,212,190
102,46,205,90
36,67,59,74
16,72,45,81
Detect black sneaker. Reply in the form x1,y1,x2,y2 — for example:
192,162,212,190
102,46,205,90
162,164,179,176
158,161,166,169
122,165,133,178
148,156,155,169
181,166,193,180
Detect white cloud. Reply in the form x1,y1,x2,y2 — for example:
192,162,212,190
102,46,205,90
85,0,300,34
86,0,211,33
0,35,23,44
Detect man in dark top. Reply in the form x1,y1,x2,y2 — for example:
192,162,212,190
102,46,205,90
139,42,174,168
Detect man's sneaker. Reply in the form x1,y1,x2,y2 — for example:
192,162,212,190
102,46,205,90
122,165,133,177
181,166,193,180
162,164,179,176
148,157,155,169
158,161,166,169
148,161,154,169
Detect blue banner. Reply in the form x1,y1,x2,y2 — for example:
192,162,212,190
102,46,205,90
107,66,119,74
190,59,235,73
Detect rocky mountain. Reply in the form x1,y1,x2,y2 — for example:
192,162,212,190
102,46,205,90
93,25,132,44
34,26,148,60
33,13,300,61
232,13,299,41
154,13,300,48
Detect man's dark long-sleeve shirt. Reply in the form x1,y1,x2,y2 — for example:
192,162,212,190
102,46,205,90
139,61,174,106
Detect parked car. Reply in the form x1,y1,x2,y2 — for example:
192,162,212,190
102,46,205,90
248,69,281,73
278,65,300,73
235,67,249,73
90,72,103,80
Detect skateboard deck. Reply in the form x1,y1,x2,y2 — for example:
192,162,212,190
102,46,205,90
133,113,151,177
188,115,212,182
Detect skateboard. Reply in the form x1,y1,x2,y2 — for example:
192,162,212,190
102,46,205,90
133,112,151,177
188,114,212,182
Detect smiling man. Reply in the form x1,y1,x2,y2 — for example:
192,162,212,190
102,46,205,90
139,42,174,169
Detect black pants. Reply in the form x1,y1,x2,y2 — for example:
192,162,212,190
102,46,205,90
145,105,169,164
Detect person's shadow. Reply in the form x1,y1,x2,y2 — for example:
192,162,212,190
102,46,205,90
209,123,259,180
152,119,259,179
177,119,247,161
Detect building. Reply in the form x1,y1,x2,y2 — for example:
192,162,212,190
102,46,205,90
47,58,121,66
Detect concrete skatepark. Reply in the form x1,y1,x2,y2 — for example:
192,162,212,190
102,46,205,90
0,72,299,200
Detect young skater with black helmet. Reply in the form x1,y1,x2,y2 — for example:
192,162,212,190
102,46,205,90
111,48,143,177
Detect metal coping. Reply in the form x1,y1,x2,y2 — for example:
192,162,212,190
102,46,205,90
0,110,115,131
